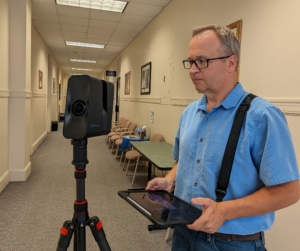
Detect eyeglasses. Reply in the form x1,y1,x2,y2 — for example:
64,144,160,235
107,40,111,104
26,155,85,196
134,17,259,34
182,55,232,69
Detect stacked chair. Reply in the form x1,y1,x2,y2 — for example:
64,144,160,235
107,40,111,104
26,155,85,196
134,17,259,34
109,122,137,153
113,124,144,159
124,133,163,186
105,117,128,144
107,120,131,147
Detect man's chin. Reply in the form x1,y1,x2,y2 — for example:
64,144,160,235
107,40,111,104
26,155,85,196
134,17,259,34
193,83,205,93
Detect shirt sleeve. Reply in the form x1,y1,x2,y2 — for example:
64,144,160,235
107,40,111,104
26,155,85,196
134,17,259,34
251,105,300,186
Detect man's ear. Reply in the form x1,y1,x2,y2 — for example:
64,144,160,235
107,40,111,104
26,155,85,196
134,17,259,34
227,55,238,73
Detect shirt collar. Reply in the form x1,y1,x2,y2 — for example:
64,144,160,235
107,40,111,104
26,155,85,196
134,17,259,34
197,82,246,112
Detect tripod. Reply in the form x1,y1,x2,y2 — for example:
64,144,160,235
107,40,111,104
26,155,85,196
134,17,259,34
56,139,111,251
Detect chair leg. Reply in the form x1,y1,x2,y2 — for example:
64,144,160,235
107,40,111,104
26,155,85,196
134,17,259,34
115,145,120,158
122,158,127,171
131,156,140,186
111,141,115,153
106,135,110,144
125,159,131,175
119,151,124,165
165,227,172,243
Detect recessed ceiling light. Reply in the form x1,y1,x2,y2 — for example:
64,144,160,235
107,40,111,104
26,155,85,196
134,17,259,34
72,68,93,71
70,59,97,63
66,41,105,49
56,0,128,13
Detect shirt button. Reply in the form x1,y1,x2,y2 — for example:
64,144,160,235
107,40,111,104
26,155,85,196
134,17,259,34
197,159,200,163
194,182,198,187
200,138,203,142
205,118,208,121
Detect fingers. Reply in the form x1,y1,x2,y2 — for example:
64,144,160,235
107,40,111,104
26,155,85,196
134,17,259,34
191,197,213,207
187,197,224,233
146,178,163,190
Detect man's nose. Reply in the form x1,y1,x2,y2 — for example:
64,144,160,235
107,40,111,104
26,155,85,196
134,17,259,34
190,62,200,73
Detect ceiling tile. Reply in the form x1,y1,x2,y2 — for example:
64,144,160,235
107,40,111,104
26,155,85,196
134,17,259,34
61,24,88,33
63,31,87,39
89,19,118,29
116,22,145,32
88,27,114,36
90,9,122,21
59,16,89,26
112,29,138,38
87,33,110,41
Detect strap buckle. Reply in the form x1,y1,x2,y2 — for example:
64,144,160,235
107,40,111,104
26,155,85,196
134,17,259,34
215,189,226,202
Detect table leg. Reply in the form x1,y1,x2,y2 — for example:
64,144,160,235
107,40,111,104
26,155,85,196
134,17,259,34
147,162,152,181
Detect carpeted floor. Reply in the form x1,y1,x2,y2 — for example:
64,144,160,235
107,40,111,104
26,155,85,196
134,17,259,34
0,123,173,251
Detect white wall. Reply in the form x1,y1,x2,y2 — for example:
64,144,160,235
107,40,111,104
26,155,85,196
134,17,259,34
31,26,48,153
104,0,300,250
0,0,9,193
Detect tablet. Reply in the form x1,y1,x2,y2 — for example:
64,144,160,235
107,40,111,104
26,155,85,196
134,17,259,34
118,189,202,227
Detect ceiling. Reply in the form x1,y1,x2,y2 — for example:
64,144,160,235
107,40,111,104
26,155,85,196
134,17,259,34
31,0,172,76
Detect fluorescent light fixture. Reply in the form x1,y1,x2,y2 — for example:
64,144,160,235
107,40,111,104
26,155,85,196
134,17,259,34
72,68,93,71
66,41,105,49
70,59,97,63
56,0,128,13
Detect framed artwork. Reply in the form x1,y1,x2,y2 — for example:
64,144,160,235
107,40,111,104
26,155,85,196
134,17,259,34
227,20,242,81
59,83,61,100
124,71,131,94
53,78,56,93
38,70,43,89
140,62,151,95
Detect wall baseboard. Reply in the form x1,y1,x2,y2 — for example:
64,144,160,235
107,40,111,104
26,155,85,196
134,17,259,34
10,162,31,181
0,170,10,193
31,131,47,154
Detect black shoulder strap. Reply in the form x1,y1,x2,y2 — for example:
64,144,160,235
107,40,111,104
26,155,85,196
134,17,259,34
215,93,256,202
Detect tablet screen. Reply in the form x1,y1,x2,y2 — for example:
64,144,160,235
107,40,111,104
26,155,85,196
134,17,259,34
118,190,202,226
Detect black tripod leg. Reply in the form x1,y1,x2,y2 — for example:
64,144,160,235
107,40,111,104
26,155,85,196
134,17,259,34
56,220,75,251
89,216,111,251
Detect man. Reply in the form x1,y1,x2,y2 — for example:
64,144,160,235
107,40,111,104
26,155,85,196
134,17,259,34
146,25,300,251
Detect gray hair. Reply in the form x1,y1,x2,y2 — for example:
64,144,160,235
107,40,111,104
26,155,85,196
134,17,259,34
192,25,240,70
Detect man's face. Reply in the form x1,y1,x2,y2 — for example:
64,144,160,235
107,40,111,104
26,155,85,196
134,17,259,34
188,31,229,95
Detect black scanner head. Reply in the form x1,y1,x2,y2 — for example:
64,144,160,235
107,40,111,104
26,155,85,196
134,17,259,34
63,75,114,139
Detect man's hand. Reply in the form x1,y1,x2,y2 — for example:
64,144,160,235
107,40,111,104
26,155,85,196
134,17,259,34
187,197,226,233
146,161,178,193
145,177,174,193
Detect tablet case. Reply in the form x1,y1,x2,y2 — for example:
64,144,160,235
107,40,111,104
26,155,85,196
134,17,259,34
118,190,202,227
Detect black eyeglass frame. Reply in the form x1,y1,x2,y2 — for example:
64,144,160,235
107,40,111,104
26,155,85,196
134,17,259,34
182,55,232,69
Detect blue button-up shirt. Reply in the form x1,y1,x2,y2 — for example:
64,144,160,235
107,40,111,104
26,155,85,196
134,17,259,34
173,83,299,235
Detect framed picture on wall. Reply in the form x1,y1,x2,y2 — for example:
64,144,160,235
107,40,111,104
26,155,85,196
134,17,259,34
59,83,61,100
140,62,151,95
227,20,242,81
125,71,131,94
53,78,56,93
38,70,43,89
